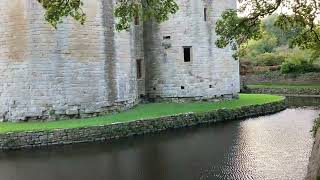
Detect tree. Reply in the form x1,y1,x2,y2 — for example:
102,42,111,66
262,14,293,46
37,0,178,31
215,0,320,59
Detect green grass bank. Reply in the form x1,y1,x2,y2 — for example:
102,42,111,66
0,94,283,133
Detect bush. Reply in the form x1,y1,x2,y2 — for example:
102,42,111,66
240,35,278,61
281,49,318,74
281,60,316,74
255,53,286,66
269,66,281,71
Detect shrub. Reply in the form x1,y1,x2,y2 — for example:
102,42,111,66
255,53,285,66
269,65,281,71
240,34,278,61
281,60,316,74
281,49,319,74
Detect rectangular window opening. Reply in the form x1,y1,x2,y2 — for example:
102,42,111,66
183,47,192,62
163,36,171,40
204,8,207,21
136,59,142,79
134,16,140,25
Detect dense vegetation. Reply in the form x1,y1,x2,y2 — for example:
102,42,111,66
215,0,320,62
240,15,320,75
0,94,283,133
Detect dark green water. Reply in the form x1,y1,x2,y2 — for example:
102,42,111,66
0,98,318,180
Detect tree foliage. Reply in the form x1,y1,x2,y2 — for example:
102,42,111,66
215,0,320,59
114,0,179,30
37,0,179,31
262,14,294,45
238,15,287,64
37,0,86,28
239,15,320,74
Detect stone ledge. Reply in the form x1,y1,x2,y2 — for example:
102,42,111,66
241,72,320,85
244,87,320,96
0,99,286,150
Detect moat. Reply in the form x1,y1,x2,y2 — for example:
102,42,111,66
0,96,318,180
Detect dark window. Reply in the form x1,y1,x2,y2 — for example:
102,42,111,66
204,8,207,21
136,59,142,79
134,16,139,25
209,85,213,88
181,86,185,90
183,47,191,62
163,36,171,40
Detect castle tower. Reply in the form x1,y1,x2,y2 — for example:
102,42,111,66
0,0,239,122
143,0,240,100
0,0,141,121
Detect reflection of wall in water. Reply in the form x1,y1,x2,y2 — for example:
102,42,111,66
285,96,320,107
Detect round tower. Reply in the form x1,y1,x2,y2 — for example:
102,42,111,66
144,0,240,101
0,0,140,121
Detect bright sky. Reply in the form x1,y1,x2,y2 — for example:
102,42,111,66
237,0,320,22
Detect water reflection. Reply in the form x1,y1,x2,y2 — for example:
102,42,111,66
0,108,318,180
221,108,317,180
286,95,320,107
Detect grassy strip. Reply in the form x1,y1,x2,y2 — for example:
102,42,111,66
0,94,283,133
248,83,320,89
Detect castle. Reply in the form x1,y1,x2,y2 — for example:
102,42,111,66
0,0,240,122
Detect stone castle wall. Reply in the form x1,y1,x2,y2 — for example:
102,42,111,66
144,0,240,100
0,0,139,122
0,0,239,121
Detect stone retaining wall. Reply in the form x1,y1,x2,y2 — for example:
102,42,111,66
306,130,320,180
0,99,286,150
245,87,320,95
242,72,320,85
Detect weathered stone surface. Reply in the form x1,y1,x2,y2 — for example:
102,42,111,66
0,0,240,122
242,72,320,85
244,87,320,96
0,99,286,150
144,0,240,100
0,0,139,121
306,130,320,180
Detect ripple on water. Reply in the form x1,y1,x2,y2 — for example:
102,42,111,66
0,108,317,180
220,108,318,180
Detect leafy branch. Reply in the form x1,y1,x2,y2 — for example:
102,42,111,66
215,0,320,59
37,0,178,31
